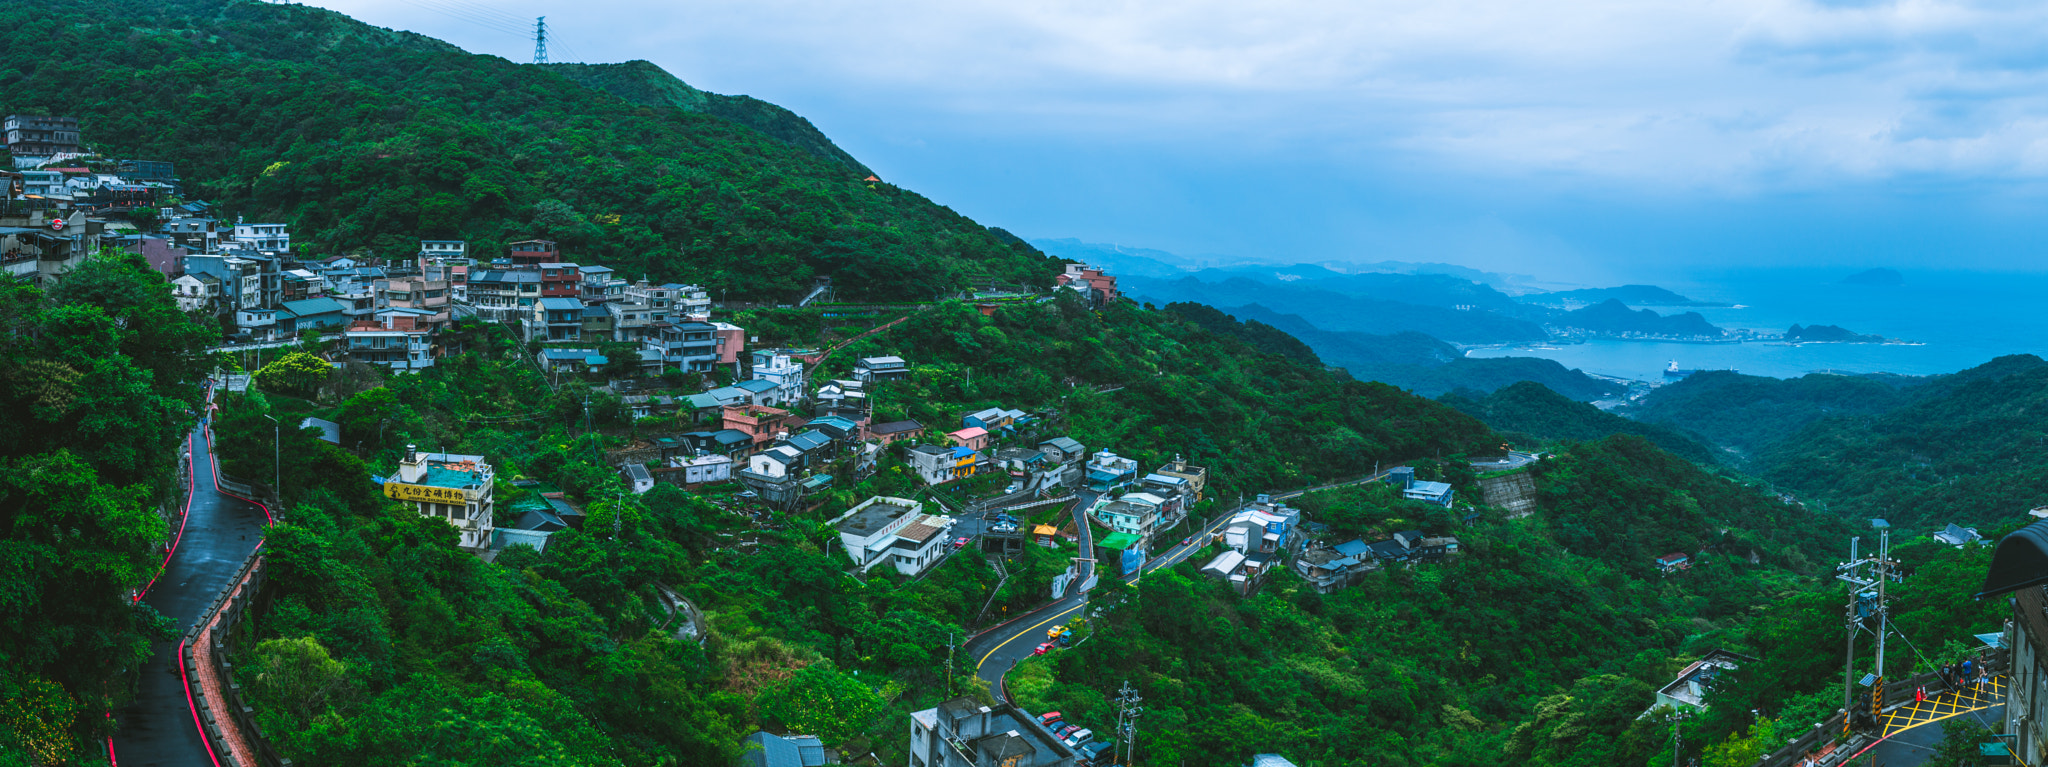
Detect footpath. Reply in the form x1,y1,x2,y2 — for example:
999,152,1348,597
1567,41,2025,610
110,383,273,767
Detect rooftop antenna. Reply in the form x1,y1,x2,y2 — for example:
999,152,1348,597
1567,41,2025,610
532,17,548,64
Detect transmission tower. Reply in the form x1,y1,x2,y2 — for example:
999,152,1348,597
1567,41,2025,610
1113,681,1143,765
1836,531,1894,736
532,16,548,64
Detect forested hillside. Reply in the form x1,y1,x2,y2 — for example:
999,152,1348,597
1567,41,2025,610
0,252,213,760
1441,381,1718,464
0,0,1046,301
1624,370,1912,459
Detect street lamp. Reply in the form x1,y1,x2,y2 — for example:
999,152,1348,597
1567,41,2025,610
260,414,280,504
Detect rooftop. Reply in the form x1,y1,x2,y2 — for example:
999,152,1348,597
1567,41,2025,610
836,496,923,535
872,420,924,435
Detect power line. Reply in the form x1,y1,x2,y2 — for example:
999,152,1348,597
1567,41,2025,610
405,0,532,38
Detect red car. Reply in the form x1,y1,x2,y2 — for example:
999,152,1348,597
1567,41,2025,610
954,537,970,549
1038,711,1063,726
1033,642,1055,656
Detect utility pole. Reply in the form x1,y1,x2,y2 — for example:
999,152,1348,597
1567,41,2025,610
944,632,956,697
532,17,548,64
1114,681,1143,766
1836,532,1893,736
261,414,279,509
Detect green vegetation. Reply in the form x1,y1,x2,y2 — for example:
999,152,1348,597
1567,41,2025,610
1011,434,1861,766
1556,299,1723,337
1625,369,1910,459
1443,381,1718,464
0,0,1048,302
0,250,211,759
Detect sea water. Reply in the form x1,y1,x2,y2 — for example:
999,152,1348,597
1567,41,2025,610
1466,268,2048,381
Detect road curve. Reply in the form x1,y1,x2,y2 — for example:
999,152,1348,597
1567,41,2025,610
112,387,269,766
966,469,1397,702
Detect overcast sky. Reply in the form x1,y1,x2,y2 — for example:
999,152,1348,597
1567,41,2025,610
305,0,2048,282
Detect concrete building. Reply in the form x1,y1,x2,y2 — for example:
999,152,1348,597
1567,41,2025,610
854,355,910,383
231,221,290,253
668,453,734,486
1651,649,1752,712
908,697,1078,767
1054,264,1119,307
507,238,558,267
751,350,805,406
1084,450,1139,492
344,309,438,371
832,496,956,576
3,115,81,164
384,447,495,549
1403,480,1456,507
1984,521,2048,764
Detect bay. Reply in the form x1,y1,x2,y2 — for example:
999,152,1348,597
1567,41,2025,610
1466,268,2048,380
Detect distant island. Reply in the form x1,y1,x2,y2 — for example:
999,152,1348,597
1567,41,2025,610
1842,268,1904,286
1785,324,1886,344
1552,299,1727,340
1520,284,1731,307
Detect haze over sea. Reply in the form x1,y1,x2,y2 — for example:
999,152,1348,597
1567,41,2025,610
1467,267,2048,381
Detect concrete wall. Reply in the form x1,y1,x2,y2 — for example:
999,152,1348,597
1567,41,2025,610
1477,471,1538,519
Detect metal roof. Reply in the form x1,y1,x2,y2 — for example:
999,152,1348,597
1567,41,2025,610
1977,520,2048,599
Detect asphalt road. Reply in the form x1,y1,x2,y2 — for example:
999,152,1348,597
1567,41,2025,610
966,469,1398,700
111,390,269,766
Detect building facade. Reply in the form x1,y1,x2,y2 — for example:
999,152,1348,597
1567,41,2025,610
385,447,495,549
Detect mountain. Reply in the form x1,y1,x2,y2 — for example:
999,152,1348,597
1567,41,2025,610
1785,324,1884,343
1028,238,1201,278
1519,284,1726,307
1624,370,1911,459
542,61,874,176
0,0,1045,302
1125,276,1548,344
1441,381,1719,464
1554,299,1724,338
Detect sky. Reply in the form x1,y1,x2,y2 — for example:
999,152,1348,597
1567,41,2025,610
304,0,2048,284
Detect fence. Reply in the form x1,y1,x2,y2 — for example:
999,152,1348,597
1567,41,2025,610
179,547,290,767
1750,650,2009,767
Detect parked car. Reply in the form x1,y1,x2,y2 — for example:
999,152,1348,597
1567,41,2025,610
1037,711,1063,726
1033,642,1054,656
1078,741,1113,764
1062,728,1093,748
1056,724,1080,739
954,536,970,550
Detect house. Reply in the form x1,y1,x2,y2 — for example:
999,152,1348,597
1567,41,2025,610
231,221,291,253
384,446,495,550
831,497,956,576
1403,480,1455,507
536,348,600,374
507,238,559,266
1095,497,1161,543
345,309,438,371
733,378,789,408
807,415,862,441
1934,523,1983,547
1084,450,1139,492
1139,474,1193,523
962,407,1018,431
537,262,580,298
418,239,467,259
377,276,451,323
908,697,1079,767
1200,548,1276,595
751,350,805,405
854,355,910,383
1651,650,1753,712
527,297,586,342
780,430,833,459
1152,455,1208,501
740,731,827,767
1293,539,1378,593
1221,498,1303,556
578,265,625,304
723,405,792,451
740,445,809,506
1414,536,1461,562
1366,539,1409,564
1655,552,1691,573
3,115,81,163
642,321,729,373
1384,467,1415,488
906,444,958,486
1054,263,1120,307
171,273,212,312
579,305,614,343
620,464,654,494
869,420,926,445
994,447,1048,475
1038,437,1086,465
680,429,755,456
467,269,542,323
670,453,734,486
278,297,347,333
946,426,991,451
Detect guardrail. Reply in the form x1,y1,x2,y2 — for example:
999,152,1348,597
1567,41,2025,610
1750,651,2008,767
180,548,290,767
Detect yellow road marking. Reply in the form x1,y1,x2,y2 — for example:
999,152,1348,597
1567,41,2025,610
1879,676,2005,738
977,603,1084,670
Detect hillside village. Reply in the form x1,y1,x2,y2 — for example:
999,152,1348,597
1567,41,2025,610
3,114,1507,766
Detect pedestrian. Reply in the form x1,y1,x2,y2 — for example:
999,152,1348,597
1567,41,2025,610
1980,667,1992,692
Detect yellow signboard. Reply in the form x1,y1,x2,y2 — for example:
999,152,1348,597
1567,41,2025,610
384,481,468,504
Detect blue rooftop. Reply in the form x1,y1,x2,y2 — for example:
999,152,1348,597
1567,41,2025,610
420,465,483,489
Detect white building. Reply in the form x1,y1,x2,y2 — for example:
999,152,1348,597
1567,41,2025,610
751,350,805,405
620,464,654,494
671,453,733,485
232,222,290,253
831,496,956,576
384,447,495,550
171,274,210,312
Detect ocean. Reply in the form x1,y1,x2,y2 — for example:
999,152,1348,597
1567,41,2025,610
1465,268,2048,381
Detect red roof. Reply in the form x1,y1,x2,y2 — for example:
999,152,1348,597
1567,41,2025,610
863,175,880,182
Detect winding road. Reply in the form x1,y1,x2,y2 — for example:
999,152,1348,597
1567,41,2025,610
111,386,270,766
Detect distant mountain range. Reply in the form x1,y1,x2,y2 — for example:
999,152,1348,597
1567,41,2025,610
1517,284,1728,308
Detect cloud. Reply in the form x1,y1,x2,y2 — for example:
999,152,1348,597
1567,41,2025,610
310,0,2048,196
